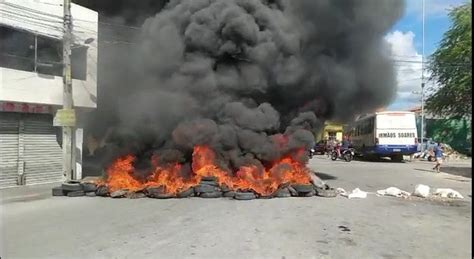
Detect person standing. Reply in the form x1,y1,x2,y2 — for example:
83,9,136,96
432,143,444,173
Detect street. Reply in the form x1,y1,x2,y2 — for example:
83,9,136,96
1,157,471,259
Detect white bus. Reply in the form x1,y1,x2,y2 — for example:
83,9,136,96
346,111,418,161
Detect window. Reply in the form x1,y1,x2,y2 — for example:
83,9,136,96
0,26,35,71
0,26,88,80
36,35,62,76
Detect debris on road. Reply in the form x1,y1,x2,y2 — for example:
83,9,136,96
337,188,368,199
315,185,337,198
413,184,430,198
376,187,411,198
434,188,464,199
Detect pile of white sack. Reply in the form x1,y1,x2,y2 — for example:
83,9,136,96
336,184,464,199
410,184,464,199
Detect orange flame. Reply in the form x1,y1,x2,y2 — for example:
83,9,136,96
106,155,143,193
105,145,311,195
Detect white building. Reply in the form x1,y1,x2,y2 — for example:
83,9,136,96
0,0,98,188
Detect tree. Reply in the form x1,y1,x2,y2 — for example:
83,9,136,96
426,3,472,119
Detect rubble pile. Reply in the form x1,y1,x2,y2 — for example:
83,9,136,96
442,145,470,161
53,174,337,200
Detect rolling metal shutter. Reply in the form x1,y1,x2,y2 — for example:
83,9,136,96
0,113,20,188
23,114,63,185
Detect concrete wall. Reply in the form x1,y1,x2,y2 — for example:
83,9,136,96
0,0,98,109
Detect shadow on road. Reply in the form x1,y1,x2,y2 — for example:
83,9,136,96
314,172,337,180
415,168,434,173
441,167,472,178
353,156,407,163
414,167,472,179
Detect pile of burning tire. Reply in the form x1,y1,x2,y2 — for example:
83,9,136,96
53,176,337,200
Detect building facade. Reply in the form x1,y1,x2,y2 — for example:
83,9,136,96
0,0,98,188
316,121,346,142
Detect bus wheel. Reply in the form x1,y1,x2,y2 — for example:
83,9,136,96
391,154,403,162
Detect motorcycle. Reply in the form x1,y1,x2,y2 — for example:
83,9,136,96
331,146,355,162
309,148,316,159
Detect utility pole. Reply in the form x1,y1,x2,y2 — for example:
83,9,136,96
62,0,74,181
420,0,426,153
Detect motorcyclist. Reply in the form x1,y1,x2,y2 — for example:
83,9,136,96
327,137,336,157
337,135,350,158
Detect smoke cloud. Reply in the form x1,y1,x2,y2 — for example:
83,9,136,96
89,0,405,171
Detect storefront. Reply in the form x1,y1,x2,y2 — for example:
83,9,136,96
316,121,345,142
0,102,84,188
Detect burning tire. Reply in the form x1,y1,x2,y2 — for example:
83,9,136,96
304,190,316,197
200,191,223,198
223,191,236,198
220,184,231,192
177,188,194,198
96,186,109,196
273,188,291,198
154,193,174,199
287,186,298,196
85,192,97,197
234,192,256,200
199,180,219,187
81,183,97,192
67,190,85,197
126,192,146,199
291,184,314,193
62,182,83,192
194,184,220,194
144,186,166,198
110,190,128,198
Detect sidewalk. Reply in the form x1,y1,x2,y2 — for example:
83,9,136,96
0,182,59,204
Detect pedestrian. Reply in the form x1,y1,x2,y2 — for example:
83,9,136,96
432,143,444,173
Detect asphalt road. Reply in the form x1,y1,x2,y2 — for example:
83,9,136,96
1,156,471,259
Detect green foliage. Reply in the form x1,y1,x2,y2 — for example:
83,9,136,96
427,118,471,154
427,3,472,118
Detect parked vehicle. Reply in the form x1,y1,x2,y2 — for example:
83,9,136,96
313,140,328,155
346,111,418,162
331,145,355,162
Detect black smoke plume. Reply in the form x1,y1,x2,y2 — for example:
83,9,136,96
87,0,405,171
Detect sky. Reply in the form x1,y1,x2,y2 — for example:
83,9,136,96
384,0,468,111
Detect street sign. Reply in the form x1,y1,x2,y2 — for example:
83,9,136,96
53,109,76,126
